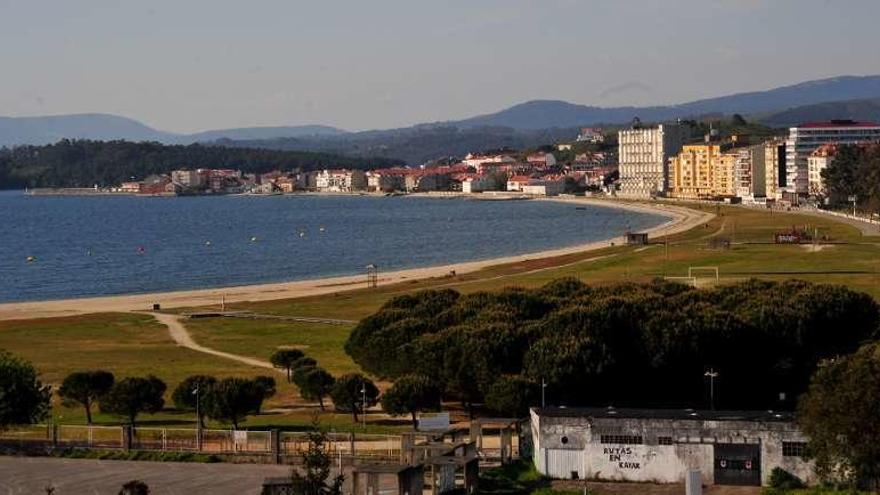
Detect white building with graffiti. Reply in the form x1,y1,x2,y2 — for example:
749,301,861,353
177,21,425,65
530,407,814,487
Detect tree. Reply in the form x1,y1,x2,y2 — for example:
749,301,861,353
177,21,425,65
380,374,441,428
274,417,344,495
295,367,336,410
797,343,880,490
118,480,149,495
485,375,539,417
271,349,306,383
58,371,115,425
100,376,166,427
292,356,318,371
204,377,267,429
329,374,379,423
0,350,51,429
171,375,216,429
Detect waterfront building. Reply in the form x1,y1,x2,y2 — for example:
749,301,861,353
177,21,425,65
506,175,534,192
315,169,367,192
462,152,517,170
618,123,685,198
784,120,880,195
170,169,203,189
521,178,565,196
668,144,737,200
367,169,409,193
461,175,496,193
531,407,813,487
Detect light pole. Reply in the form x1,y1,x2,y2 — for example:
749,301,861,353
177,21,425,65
704,369,719,410
193,385,202,451
361,383,367,429
541,379,547,408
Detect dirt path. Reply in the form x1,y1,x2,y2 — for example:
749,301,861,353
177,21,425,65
148,312,281,373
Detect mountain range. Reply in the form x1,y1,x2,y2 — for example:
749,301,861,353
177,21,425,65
3,75,880,150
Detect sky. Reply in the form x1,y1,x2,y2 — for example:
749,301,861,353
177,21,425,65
1,0,879,133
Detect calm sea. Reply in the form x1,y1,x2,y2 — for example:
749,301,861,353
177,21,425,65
0,191,666,303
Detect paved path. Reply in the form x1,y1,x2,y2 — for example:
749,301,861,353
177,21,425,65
0,456,292,495
149,312,281,373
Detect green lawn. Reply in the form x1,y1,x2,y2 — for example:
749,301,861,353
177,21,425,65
3,203,879,432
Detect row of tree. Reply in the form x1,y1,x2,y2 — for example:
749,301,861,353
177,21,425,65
57,370,275,429
0,139,404,189
346,278,879,413
269,348,440,427
822,143,880,212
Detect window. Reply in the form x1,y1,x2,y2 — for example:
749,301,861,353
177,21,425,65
600,435,642,445
657,436,673,445
782,441,807,457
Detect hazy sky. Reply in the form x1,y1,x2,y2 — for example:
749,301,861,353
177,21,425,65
1,0,878,133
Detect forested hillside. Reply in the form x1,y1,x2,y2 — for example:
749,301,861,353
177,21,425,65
346,278,878,412
0,139,404,189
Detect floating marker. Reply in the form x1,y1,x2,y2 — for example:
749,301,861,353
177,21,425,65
205,241,212,246
26,256,37,263
319,226,326,233
136,246,146,254
250,236,258,243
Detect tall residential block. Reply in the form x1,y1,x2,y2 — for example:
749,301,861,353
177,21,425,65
668,144,737,199
618,123,684,198
735,144,767,200
784,120,880,195
764,139,786,199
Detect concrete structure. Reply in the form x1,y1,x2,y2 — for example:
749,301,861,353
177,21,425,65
316,169,367,192
526,152,557,168
461,175,496,193
521,178,565,196
577,127,605,143
735,144,767,200
170,169,203,189
807,144,838,197
668,144,737,200
618,123,685,198
784,120,880,195
506,175,533,192
531,407,813,487
462,152,517,170
764,139,787,200
367,169,408,192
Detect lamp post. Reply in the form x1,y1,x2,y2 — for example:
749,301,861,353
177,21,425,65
361,383,367,429
704,369,719,410
541,379,547,408
193,386,202,451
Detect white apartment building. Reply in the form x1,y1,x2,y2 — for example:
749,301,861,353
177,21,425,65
784,120,880,195
315,169,367,192
735,144,767,200
618,124,685,198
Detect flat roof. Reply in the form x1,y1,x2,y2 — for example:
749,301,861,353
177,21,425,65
534,407,794,422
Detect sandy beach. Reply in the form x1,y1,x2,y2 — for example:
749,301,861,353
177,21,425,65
0,199,711,321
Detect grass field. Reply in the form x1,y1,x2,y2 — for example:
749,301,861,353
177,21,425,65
2,203,879,431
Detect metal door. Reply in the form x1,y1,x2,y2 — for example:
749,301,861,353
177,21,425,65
714,443,761,486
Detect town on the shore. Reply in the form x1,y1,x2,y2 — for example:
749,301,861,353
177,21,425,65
65,118,880,208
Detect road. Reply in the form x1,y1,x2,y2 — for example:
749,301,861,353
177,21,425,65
0,456,291,495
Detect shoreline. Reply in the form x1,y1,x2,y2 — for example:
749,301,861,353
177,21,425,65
0,198,711,321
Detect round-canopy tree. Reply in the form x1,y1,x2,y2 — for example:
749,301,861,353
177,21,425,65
171,375,217,429
0,350,51,429
100,376,166,427
485,375,539,417
270,349,305,383
294,367,335,410
204,377,270,429
58,370,115,425
798,343,880,490
380,374,441,428
330,373,379,423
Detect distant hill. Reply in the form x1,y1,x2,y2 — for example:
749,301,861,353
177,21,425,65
451,75,880,130
181,125,347,143
758,97,880,127
0,115,346,148
0,113,174,146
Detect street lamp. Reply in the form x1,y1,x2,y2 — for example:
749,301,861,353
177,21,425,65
541,379,547,408
361,383,367,429
704,369,719,410
193,385,202,451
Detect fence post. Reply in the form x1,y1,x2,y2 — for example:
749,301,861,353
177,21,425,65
123,425,132,452
349,432,356,457
51,424,58,449
271,429,281,464
162,428,167,451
